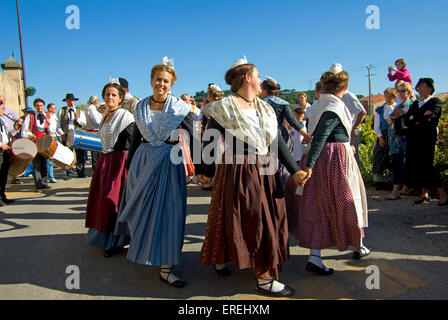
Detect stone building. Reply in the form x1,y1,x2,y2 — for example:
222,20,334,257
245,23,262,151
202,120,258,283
0,56,25,116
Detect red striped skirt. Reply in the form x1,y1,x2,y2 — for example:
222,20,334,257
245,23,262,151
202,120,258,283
285,142,362,251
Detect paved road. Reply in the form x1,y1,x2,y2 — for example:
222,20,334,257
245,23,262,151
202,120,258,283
1,165,447,300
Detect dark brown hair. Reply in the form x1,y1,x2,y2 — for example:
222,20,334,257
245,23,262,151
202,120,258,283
225,64,256,93
261,78,281,96
33,98,45,106
102,83,126,101
320,71,349,95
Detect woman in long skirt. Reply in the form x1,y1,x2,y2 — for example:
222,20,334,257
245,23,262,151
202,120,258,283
285,68,369,275
114,57,203,288
85,83,134,257
198,57,306,297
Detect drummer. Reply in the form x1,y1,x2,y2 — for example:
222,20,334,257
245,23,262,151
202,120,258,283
57,93,87,179
21,98,51,190
0,97,14,205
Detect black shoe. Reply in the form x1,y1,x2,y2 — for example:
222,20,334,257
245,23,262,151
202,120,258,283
214,264,232,276
104,248,118,258
256,279,295,297
414,196,430,204
437,200,448,206
1,198,15,204
353,246,371,260
306,262,334,275
78,174,86,178
159,267,185,288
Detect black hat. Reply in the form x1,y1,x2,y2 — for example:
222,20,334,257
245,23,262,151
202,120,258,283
62,93,79,102
416,78,435,93
118,78,129,89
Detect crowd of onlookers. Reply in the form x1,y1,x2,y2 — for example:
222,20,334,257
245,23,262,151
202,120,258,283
372,59,447,206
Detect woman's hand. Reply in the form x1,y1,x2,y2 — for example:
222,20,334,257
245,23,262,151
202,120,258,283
196,174,212,185
379,136,386,148
293,168,312,187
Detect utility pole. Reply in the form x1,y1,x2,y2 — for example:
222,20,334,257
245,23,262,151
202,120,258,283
365,65,375,115
16,0,28,108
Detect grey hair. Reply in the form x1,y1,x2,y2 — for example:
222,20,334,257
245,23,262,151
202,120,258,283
87,95,99,105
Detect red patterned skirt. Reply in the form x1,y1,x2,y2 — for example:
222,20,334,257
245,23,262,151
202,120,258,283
199,154,289,277
284,143,362,252
85,151,127,233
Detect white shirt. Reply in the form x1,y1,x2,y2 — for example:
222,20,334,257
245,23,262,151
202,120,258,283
291,122,307,161
46,113,60,138
418,96,432,108
342,90,365,124
374,103,396,137
85,104,103,130
21,112,46,139
0,120,10,147
57,107,86,133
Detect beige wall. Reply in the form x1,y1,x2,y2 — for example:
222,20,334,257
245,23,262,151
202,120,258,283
0,70,25,116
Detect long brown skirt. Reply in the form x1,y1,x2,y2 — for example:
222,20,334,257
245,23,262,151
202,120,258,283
199,154,289,277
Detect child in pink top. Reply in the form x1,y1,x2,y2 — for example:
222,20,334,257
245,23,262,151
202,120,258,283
388,58,413,87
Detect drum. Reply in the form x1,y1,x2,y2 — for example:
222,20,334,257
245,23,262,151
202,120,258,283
8,138,38,177
66,129,102,152
36,135,76,169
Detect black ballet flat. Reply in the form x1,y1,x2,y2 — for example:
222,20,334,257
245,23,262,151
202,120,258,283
256,279,295,297
159,275,186,288
414,196,430,204
214,265,232,277
306,262,334,275
159,267,186,288
438,200,448,207
104,248,118,257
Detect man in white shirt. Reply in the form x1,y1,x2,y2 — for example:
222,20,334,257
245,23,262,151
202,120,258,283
45,103,60,183
85,95,103,170
21,98,51,189
57,93,87,178
0,94,19,137
0,98,14,204
329,64,367,165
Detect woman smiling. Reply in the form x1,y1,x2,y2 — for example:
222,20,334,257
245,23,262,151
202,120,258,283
85,82,135,257
115,57,204,288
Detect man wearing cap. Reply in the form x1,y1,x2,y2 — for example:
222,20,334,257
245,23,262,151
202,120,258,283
117,78,140,114
57,93,87,178
404,78,447,206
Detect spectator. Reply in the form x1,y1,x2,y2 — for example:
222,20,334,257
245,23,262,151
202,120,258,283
46,103,60,183
85,95,103,170
404,78,447,206
372,88,397,188
388,58,413,88
385,82,413,200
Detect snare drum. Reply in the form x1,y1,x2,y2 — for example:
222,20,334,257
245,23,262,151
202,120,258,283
66,129,102,152
36,135,76,169
8,138,38,177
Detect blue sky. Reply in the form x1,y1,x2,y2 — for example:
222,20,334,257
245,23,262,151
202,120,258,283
1,0,448,108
